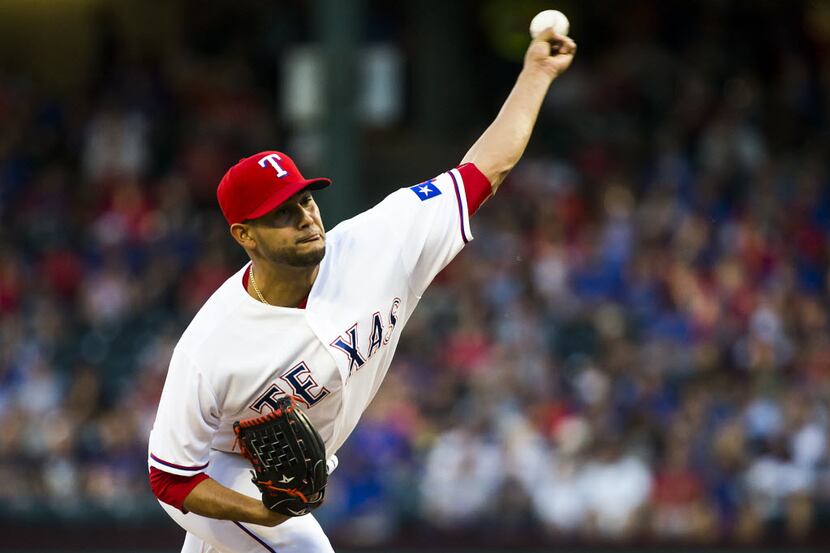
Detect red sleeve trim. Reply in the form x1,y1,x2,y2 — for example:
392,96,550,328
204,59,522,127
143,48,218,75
149,466,210,513
456,163,492,216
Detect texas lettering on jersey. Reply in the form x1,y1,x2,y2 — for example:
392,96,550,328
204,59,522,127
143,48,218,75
249,297,401,412
330,298,400,378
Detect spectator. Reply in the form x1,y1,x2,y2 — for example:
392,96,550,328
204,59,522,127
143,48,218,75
1,2,829,546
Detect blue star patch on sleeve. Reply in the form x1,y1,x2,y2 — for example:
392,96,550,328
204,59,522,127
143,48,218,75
409,180,442,201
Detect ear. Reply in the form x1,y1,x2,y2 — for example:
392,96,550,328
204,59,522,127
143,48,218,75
230,223,256,249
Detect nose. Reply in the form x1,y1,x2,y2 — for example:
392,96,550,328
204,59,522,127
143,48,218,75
298,204,315,228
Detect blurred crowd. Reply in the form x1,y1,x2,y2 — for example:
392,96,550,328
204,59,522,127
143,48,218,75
2,1,830,547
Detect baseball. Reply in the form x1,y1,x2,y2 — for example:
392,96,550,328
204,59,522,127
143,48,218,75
529,9,570,38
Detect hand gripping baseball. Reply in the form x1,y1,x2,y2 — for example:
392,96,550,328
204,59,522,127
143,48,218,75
233,397,328,517
524,29,577,80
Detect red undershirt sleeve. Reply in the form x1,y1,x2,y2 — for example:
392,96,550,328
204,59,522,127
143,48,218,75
149,466,210,513
456,162,492,216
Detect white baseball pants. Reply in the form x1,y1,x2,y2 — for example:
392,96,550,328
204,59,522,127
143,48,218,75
159,450,335,553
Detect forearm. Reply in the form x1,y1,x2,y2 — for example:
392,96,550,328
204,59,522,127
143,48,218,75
183,478,288,527
461,67,555,191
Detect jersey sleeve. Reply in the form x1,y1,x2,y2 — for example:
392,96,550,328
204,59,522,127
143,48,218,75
149,467,210,513
148,348,220,476
379,163,491,297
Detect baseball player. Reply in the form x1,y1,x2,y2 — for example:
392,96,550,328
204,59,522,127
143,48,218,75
148,30,576,552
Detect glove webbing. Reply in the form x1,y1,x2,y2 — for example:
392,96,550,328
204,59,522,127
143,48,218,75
234,401,316,503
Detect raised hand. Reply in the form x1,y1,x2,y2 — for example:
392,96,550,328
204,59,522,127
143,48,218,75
524,29,577,80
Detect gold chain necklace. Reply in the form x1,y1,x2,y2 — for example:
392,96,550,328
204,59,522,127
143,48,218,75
249,264,270,305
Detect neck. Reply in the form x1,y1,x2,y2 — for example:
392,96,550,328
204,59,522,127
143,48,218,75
248,259,318,307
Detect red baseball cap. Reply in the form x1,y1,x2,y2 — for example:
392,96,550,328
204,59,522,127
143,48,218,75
216,151,332,225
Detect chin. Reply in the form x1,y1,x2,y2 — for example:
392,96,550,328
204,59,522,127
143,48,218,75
290,245,326,267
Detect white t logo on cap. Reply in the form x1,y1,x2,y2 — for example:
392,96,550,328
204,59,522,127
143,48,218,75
258,153,288,178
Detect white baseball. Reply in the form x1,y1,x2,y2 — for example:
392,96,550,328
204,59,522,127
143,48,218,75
529,9,570,38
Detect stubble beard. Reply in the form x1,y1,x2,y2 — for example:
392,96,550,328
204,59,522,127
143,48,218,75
270,242,326,268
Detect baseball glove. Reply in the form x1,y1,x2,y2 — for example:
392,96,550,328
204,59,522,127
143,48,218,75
233,396,327,517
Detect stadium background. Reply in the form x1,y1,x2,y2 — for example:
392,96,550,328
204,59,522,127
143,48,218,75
1,0,830,550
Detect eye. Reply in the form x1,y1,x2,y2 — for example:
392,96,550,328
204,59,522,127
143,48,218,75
301,194,313,205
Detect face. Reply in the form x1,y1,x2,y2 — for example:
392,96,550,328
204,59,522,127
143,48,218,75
244,190,326,267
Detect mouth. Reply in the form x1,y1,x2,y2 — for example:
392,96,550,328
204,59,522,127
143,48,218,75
297,233,322,244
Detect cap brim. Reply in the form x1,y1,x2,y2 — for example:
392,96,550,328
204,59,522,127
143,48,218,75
304,177,332,191
243,177,332,222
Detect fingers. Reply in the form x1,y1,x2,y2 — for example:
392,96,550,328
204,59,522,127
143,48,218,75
533,27,559,42
556,37,577,55
532,28,577,55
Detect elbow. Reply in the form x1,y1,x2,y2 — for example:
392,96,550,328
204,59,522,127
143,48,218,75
150,467,210,513
479,160,515,190
461,155,515,190
490,166,513,188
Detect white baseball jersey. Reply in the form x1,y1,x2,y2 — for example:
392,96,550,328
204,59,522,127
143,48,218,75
148,166,482,477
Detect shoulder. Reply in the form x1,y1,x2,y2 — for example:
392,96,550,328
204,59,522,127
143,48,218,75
326,175,452,238
176,265,249,354
322,168,472,254
324,191,405,248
